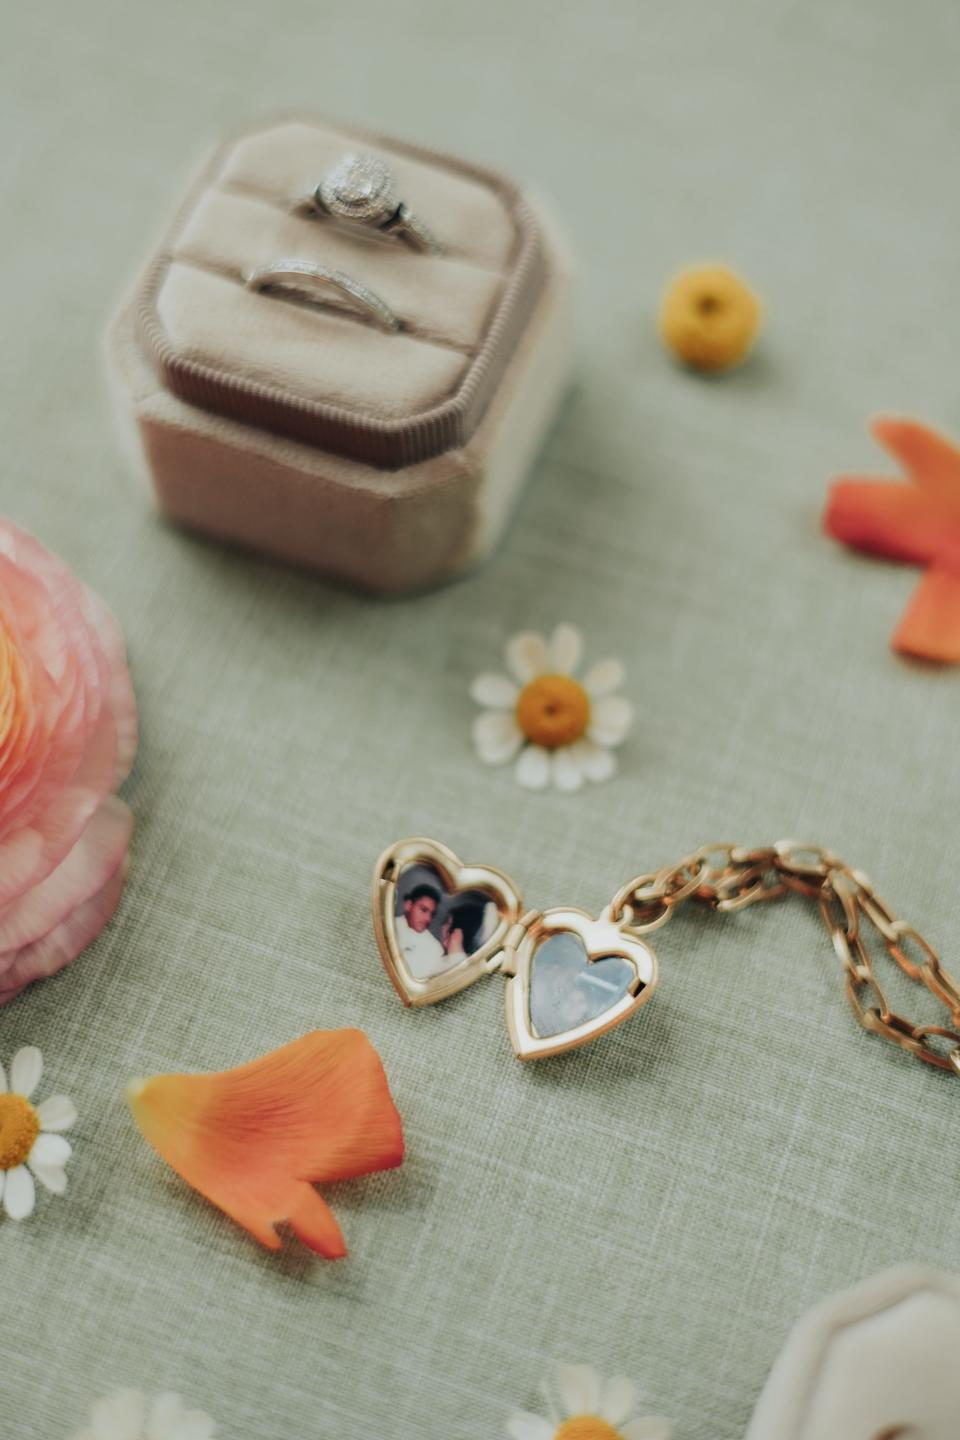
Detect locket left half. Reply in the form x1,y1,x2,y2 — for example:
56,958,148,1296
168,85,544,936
372,838,523,1006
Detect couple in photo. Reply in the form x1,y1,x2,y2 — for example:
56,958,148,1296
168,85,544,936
395,882,485,980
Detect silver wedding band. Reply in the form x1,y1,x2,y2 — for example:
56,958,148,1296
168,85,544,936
293,151,441,254
245,260,400,333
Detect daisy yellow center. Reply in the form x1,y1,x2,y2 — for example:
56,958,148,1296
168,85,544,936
516,674,590,749
554,1420,623,1440
0,1092,39,1170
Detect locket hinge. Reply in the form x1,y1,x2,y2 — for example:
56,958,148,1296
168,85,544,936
494,911,543,978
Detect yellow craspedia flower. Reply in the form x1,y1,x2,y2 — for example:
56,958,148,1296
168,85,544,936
659,263,761,373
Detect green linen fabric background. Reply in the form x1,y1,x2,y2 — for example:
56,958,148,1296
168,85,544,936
2,2,959,1436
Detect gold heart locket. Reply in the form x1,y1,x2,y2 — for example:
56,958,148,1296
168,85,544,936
374,835,960,1078
372,838,658,1060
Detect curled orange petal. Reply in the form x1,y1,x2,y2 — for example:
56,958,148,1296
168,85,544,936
127,1029,404,1258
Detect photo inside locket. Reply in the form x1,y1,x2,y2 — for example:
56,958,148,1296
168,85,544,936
394,862,501,981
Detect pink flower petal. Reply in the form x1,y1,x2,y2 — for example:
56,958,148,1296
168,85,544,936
0,796,132,951
0,519,135,997
83,586,138,784
0,852,128,1003
0,525,132,908
0,661,119,899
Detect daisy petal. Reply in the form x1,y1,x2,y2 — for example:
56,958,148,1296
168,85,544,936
10,1045,42,1098
29,1132,72,1166
469,672,519,708
179,1415,216,1440
583,657,625,697
621,1417,673,1439
37,1094,77,1132
552,749,584,792
601,1376,637,1425
557,1363,601,1416
538,1378,561,1426
515,745,551,790
580,740,617,784
472,711,524,766
506,1412,553,1440
92,1389,146,1440
505,631,549,684
30,1162,67,1194
588,696,634,747
550,623,583,675
146,1392,184,1439
3,1164,35,1220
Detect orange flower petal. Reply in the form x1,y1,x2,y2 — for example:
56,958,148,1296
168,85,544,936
892,566,960,664
823,480,948,566
825,417,960,661
871,417,960,510
287,1184,348,1258
127,1029,404,1257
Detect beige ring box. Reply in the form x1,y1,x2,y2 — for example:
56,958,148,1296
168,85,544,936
105,117,575,594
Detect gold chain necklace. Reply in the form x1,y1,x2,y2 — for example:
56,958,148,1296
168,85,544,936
373,838,960,1068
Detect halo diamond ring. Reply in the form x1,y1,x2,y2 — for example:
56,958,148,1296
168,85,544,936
294,152,441,254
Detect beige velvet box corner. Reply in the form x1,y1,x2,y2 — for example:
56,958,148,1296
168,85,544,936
103,117,575,595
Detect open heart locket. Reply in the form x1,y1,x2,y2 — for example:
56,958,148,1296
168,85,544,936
372,838,658,1060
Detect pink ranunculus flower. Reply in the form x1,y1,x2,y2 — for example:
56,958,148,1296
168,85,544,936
0,520,137,1004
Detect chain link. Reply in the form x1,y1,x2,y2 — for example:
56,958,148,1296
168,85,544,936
611,840,960,1076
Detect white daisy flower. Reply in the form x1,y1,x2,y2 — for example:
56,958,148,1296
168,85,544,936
471,624,633,792
0,1045,76,1220
70,1389,217,1440
506,1363,671,1440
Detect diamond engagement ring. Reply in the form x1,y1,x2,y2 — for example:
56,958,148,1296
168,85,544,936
293,152,441,254
245,260,400,332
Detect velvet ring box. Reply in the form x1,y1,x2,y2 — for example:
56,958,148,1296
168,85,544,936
105,117,575,594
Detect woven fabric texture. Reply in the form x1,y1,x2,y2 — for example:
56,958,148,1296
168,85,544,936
1,2,959,1437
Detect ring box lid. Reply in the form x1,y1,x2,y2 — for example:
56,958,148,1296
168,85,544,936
136,118,548,469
